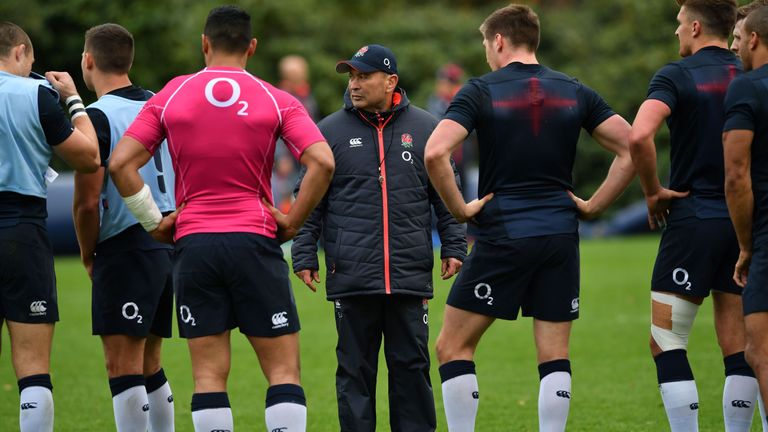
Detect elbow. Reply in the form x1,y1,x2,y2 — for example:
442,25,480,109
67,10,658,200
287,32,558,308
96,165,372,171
627,130,648,157
424,146,445,172
317,151,335,179
725,174,746,195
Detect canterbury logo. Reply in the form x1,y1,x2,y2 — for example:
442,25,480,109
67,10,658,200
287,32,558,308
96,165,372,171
272,428,288,432
689,402,699,410
472,391,479,399
29,301,47,315
20,402,37,410
272,312,289,328
167,395,174,403
556,390,571,399
732,400,751,408
349,137,363,147
142,404,150,412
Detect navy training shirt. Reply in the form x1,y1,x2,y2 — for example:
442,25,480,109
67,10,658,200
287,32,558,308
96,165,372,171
444,62,614,241
646,46,741,221
723,64,768,241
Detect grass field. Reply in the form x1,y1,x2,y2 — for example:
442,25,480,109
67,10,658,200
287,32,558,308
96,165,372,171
0,235,762,431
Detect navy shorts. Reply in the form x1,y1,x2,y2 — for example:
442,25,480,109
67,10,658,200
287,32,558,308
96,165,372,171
173,233,300,338
91,234,173,337
447,234,580,321
744,240,768,315
0,224,58,323
651,219,740,297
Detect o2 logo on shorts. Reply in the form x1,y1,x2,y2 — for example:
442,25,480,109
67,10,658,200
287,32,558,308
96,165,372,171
204,78,248,116
122,302,143,324
474,283,493,305
672,268,692,291
179,305,197,327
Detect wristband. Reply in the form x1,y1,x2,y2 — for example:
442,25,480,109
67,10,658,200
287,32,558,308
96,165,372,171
123,184,163,231
70,111,87,121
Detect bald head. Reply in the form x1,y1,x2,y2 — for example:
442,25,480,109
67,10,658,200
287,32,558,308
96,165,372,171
279,55,309,84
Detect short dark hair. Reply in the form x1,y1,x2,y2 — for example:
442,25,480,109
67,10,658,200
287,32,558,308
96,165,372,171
479,4,540,52
0,22,32,57
744,5,768,44
204,5,252,54
676,0,738,39
737,0,768,21
85,23,134,74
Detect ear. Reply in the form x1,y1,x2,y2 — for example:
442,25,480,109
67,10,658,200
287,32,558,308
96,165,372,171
691,20,701,38
494,33,504,52
201,34,209,55
247,38,257,57
14,44,26,62
83,52,94,70
387,74,399,92
750,31,760,51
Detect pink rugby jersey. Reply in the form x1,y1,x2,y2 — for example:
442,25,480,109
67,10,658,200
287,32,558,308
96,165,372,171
124,66,324,240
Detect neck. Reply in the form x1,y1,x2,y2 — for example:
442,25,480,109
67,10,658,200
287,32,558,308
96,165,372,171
498,48,539,69
93,73,132,98
0,60,20,76
691,36,729,54
363,94,393,114
205,52,248,69
751,49,768,71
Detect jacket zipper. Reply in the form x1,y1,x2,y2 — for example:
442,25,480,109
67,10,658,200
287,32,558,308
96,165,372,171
357,111,395,294
376,114,392,294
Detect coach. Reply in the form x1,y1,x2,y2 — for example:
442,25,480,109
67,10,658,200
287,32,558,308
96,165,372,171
291,44,466,432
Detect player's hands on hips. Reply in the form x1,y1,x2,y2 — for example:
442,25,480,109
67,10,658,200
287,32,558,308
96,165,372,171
149,204,183,244
456,193,494,224
262,197,299,243
441,257,462,280
734,249,752,288
44,71,79,99
295,269,321,292
645,187,689,230
568,191,599,220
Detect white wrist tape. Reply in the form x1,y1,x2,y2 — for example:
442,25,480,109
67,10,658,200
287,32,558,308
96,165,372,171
123,184,162,232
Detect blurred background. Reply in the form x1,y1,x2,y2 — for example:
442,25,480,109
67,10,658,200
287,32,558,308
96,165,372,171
3,0,707,251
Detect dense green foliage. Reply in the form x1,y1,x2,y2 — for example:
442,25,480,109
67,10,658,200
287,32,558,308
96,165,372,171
0,0,752,206
0,239,762,430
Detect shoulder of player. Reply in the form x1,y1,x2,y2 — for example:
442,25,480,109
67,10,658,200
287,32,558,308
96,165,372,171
317,108,353,136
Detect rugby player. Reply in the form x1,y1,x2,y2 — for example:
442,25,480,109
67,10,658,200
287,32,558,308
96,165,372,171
0,21,99,432
73,23,176,431
724,4,768,429
629,1,751,430
108,6,334,432
424,5,634,431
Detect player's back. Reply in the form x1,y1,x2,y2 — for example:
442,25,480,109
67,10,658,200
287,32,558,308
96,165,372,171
650,47,741,218
447,63,614,241
138,67,304,239
90,90,176,243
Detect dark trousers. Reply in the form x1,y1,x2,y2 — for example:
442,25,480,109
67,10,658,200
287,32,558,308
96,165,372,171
334,294,436,432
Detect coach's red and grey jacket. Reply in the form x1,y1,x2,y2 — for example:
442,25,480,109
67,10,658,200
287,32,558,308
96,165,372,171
291,88,466,300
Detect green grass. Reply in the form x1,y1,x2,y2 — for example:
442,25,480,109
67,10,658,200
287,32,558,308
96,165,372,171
0,235,761,430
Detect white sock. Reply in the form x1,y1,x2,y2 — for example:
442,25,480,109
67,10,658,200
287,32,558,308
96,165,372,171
759,394,768,431
660,380,699,432
441,374,479,432
192,408,233,432
265,402,307,431
113,385,150,432
723,375,757,432
19,386,53,432
148,381,175,432
538,371,571,432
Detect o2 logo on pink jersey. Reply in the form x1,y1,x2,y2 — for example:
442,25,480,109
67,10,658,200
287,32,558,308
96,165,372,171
204,77,249,116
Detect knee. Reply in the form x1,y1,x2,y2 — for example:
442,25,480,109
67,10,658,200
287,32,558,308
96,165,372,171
435,332,471,365
650,292,699,354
